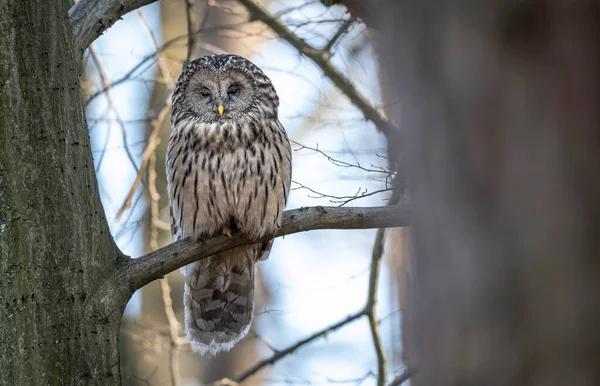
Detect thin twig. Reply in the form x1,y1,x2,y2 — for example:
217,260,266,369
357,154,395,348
291,140,392,175
135,9,176,88
291,180,394,207
234,311,365,382
233,215,398,384
85,32,224,106
323,17,355,53
88,46,139,173
115,96,170,219
237,0,396,135
387,368,415,386
250,331,280,353
85,47,165,106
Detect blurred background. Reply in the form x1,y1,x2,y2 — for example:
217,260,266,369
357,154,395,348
81,0,407,384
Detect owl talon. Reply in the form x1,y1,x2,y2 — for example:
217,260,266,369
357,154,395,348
236,222,242,230
223,226,232,238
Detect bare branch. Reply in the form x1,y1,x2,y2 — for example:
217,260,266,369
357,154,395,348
323,17,356,53
291,180,394,206
135,9,176,88
367,227,389,386
69,0,159,54
236,0,397,135
387,369,414,386
292,140,391,175
235,311,365,383
159,277,185,386
88,46,139,174
230,213,400,383
93,205,410,316
130,205,408,291
84,32,224,106
115,93,171,219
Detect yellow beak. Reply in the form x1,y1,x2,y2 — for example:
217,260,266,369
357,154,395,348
218,105,224,116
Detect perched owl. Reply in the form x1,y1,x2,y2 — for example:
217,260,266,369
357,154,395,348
166,54,292,355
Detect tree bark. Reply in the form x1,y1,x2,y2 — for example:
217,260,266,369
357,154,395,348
367,1,600,385
0,1,122,384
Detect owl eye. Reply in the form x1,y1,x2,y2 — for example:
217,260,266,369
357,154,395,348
227,86,239,96
200,88,211,98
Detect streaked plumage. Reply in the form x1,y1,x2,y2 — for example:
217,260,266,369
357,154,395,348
166,54,291,355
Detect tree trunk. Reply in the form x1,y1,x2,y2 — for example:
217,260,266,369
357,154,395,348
370,1,600,385
0,1,122,384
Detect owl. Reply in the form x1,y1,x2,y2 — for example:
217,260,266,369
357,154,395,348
166,54,292,355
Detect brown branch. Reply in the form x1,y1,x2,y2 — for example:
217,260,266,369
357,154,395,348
115,94,170,219
69,0,159,54
388,368,415,386
232,216,396,383
135,9,176,88
367,227,389,386
88,46,139,174
159,277,185,386
234,311,365,383
93,205,410,317
84,32,224,106
323,17,355,52
130,205,409,290
236,0,397,135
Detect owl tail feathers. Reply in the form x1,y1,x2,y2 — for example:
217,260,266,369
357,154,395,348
183,264,255,356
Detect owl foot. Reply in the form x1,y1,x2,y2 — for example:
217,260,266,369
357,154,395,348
236,222,242,230
223,226,232,238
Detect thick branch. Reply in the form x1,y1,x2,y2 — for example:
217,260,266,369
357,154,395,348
237,0,397,135
95,205,410,315
129,205,409,290
69,0,158,54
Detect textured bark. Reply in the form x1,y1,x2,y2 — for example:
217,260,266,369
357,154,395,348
0,1,122,384
365,1,600,385
69,0,158,55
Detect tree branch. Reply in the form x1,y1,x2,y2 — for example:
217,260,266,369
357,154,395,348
235,311,365,382
367,227,389,386
93,205,410,316
237,0,397,135
388,368,414,386
129,205,409,290
69,0,158,54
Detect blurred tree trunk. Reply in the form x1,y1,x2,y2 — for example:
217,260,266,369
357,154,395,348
0,1,122,385
364,1,600,385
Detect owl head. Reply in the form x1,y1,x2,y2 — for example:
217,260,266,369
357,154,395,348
171,54,279,127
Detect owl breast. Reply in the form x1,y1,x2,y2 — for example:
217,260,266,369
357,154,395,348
167,118,291,242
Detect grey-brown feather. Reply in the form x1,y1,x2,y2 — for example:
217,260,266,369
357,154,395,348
167,54,291,355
